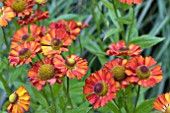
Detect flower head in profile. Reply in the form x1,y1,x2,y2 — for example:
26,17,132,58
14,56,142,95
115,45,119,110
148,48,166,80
119,0,142,5
5,0,35,17
53,54,88,79
18,10,49,26
11,24,42,48
125,55,163,88
106,40,142,57
104,58,135,89
153,92,170,113
0,6,15,27
7,86,30,113
9,42,41,66
28,57,62,90
50,20,81,40
35,0,47,5
40,29,72,57
83,69,119,109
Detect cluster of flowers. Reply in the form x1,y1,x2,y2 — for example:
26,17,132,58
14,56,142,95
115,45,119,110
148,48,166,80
83,40,163,109
7,20,88,112
0,0,49,26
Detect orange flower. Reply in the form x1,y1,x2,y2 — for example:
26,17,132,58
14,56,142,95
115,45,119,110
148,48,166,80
9,42,41,66
125,56,163,88
104,58,135,89
28,57,62,90
7,86,30,113
0,6,15,27
83,69,119,109
50,20,81,40
40,29,72,57
153,92,170,113
5,0,35,17
35,0,47,5
53,54,88,79
106,40,142,57
11,24,42,48
119,0,142,4
18,10,49,26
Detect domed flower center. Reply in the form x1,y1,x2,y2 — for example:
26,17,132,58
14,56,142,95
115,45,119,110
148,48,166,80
94,82,108,96
36,0,44,3
119,47,129,51
19,48,32,60
51,38,62,50
111,66,126,81
38,64,55,80
12,0,26,13
66,25,71,32
65,58,76,70
9,93,18,103
165,106,170,113
22,34,34,42
136,66,151,80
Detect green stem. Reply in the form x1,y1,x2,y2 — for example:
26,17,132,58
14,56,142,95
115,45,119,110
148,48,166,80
0,73,11,95
127,6,135,45
66,77,73,109
66,77,69,95
111,0,125,40
113,100,121,112
133,85,141,113
49,85,56,113
78,37,82,57
2,27,9,51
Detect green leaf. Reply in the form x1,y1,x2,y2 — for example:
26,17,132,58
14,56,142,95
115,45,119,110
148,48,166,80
131,35,165,48
103,28,120,41
102,0,114,11
116,17,132,24
135,98,155,113
107,101,120,113
50,14,79,22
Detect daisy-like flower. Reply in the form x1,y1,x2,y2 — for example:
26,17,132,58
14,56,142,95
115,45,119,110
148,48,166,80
9,42,41,66
40,29,72,57
0,7,15,27
35,0,47,5
18,10,49,26
104,58,136,89
106,40,142,57
83,69,119,109
50,20,81,40
28,57,62,90
7,86,30,113
153,92,170,113
125,55,163,88
5,0,35,17
11,24,42,48
53,54,88,79
119,0,142,5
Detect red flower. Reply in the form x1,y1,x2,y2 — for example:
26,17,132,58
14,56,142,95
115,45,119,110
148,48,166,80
119,0,142,5
9,42,41,66
28,57,62,90
50,20,81,40
5,0,35,17
83,69,119,109
106,40,142,57
153,92,170,113
125,56,163,88
40,29,72,57
11,24,42,48
0,6,15,27
53,54,88,79
18,10,49,26
104,58,134,89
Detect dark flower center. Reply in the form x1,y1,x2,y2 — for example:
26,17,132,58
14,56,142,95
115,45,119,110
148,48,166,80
111,66,126,81
51,38,62,50
94,82,108,96
22,34,34,42
119,47,129,51
9,93,18,104
136,66,151,80
12,0,26,13
38,64,55,80
19,48,32,60
65,58,76,67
